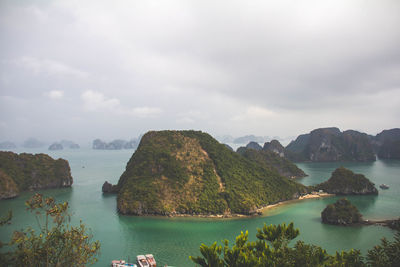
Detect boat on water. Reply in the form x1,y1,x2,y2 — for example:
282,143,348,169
111,260,137,267
380,184,389,189
137,255,150,267
112,254,157,267
145,254,157,267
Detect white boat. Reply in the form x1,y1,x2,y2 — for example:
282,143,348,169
137,255,150,267
145,254,156,267
111,260,137,267
380,184,389,189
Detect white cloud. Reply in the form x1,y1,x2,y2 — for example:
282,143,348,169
81,90,162,118
231,106,276,122
46,90,64,99
15,57,88,78
129,107,162,118
81,90,120,112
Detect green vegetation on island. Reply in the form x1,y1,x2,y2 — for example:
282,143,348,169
237,147,307,179
0,151,73,200
321,198,363,225
0,194,100,266
190,222,400,267
315,167,378,195
115,130,307,216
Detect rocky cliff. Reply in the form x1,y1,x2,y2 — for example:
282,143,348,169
374,128,400,159
0,151,73,199
285,127,376,162
263,140,285,157
321,198,363,225
115,130,306,216
315,167,378,195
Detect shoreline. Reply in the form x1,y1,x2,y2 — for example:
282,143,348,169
257,192,335,214
124,192,336,219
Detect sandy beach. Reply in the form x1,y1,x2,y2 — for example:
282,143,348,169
258,192,335,214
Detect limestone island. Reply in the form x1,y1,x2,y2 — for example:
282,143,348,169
0,151,73,200
322,198,400,229
49,143,63,150
105,130,308,217
314,167,378,195
321,198,363,225
237,141,307,179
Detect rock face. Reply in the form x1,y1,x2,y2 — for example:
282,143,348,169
315,167,378,195
0,141,16,150
49,143,63,150
237,147,307,179
321,198,363,225
102,181,118,193
263,140,285,157
285,127,376,162
0,169,19,199
374,128,400,159
0,151,73,199
115,130,306,216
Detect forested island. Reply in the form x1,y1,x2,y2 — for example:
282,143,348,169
108,130,307,216
314,167,378,195
0,151,73,199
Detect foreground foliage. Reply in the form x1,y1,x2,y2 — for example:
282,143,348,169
190,222,400,266
0,194,100,267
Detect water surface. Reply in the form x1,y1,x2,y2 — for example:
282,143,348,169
0,148,398,266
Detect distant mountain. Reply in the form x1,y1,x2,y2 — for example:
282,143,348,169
233,135,269,144
112,130,306,216
48,143,63,150
263,140,285,158
245,141,262,150
0,151,73,199
23,138,45,148
374,128,400,159
285,128,376,162
92,138,138,150
60,140,80,149
0,141,16,150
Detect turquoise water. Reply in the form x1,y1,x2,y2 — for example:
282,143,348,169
0,148,399,266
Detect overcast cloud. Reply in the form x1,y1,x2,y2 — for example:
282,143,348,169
0,0,399,145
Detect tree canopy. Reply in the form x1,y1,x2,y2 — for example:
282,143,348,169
190,222,400,267
0,193,100,267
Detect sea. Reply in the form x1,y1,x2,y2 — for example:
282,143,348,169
0,148,399,266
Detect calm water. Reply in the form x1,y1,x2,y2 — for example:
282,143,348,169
0,148,399,266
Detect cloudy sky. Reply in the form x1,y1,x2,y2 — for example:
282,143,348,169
1,0,399,145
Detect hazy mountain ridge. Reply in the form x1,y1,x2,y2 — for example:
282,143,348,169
285,127,377,162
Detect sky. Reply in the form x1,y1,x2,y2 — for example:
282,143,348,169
0,0,399,145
